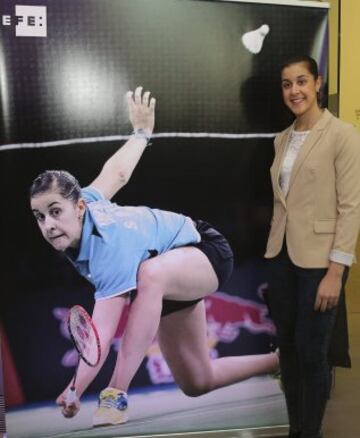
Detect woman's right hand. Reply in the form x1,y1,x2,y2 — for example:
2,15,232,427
126,86,156,136
56,391,80,418
90,87,157,200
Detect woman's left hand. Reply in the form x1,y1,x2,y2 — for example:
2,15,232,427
314,272,342,312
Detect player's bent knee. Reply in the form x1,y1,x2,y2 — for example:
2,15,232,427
179,379,213,397
137,259,166,292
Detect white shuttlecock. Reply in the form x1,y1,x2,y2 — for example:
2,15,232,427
241,24,270,55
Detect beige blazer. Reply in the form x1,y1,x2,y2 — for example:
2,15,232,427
265,109,360,268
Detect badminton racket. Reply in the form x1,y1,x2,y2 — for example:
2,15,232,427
65,305,101,405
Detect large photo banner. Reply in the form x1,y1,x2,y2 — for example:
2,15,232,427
1,0,328,437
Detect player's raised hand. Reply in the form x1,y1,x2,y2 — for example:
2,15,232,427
126,86,156,135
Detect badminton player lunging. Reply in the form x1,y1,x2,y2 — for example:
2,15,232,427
30,87,279,427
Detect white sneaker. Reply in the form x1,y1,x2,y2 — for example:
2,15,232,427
92,387,128,427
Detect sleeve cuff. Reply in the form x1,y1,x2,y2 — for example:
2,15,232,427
329,249,354,266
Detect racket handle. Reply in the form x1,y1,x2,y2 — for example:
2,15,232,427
65,387,78,406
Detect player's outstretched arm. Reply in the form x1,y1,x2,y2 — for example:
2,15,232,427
56,295,128,418
90,86,156,200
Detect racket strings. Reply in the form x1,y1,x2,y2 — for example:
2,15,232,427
68,306,100,366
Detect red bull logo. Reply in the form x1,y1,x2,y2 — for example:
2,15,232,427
205,290,275,344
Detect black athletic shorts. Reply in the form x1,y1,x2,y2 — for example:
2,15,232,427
161,219,234,317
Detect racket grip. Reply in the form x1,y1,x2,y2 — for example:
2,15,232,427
65,387,78,406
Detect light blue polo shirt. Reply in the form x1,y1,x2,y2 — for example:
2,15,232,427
66,187,200,301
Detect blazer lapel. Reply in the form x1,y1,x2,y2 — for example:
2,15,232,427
287,109,332,193
273,127,292,206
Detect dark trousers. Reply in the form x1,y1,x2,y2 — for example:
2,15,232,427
267,245,348,438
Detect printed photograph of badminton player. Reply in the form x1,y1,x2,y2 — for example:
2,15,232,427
30,87,279,427
265,55,360,438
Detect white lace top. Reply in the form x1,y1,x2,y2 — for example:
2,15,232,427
279,129,309,197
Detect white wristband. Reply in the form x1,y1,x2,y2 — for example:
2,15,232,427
65,387,78,406
133,128,152,146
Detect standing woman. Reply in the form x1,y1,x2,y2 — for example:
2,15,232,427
265,55,360,438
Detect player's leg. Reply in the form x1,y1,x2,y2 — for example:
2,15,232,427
158,300,279,396
92,247,218,426
109,246,219,392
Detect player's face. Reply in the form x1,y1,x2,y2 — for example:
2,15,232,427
31,190,85,251
281,62,321,119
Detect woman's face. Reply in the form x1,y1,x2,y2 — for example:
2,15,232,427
31,190,85,251
281,61,321,118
